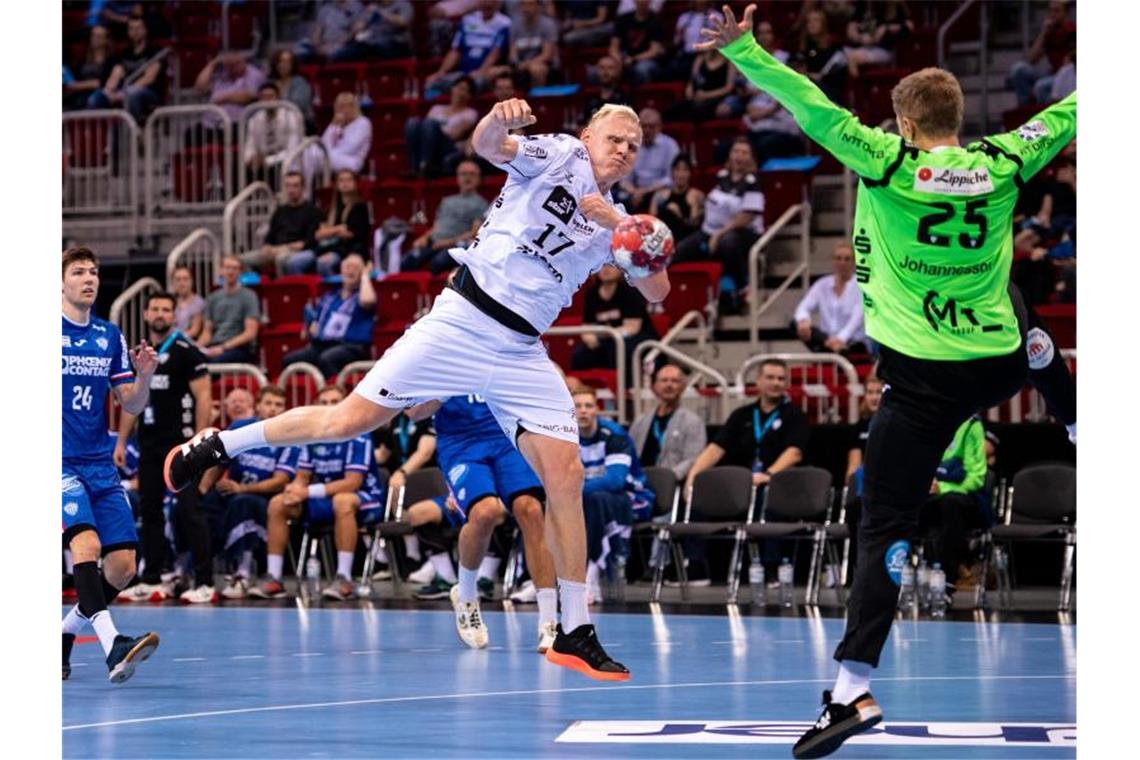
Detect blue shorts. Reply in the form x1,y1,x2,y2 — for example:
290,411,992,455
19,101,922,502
304,489,383,524
430,495,469,529
437,439,543,514
62,459,138,550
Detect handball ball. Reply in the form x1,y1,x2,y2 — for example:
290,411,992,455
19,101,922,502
611,214,674,279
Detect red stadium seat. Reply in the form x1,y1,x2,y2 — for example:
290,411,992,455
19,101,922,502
691,120,745,168
569,369,618,397
372,98,417,142
372,321,407,357
662,122,694,157
278,367,325,408
258,277,318,329
372,138,407,182
376,272,429,324
369,182,421,222
634,82,686,112
664,262,722,319
260,331,308,378
760,169,813,225
363,60,416,100
315,63,363,104
171,145,233,203
528,95,573,134
1035,304,1076,349
542,332,580,371
850,67,909,127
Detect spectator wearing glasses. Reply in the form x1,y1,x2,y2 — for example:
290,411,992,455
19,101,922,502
792,242,867,355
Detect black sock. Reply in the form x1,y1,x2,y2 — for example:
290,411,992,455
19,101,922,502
74,561,107,620
101,574,122,604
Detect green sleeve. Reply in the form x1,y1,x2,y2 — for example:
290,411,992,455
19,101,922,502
720,33,902,179
941,420,986,495
980,92,1076,183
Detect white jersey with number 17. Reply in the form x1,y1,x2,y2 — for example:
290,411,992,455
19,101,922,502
450,133,624,334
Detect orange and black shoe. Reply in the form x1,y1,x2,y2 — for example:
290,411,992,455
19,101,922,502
164,428,227,492
544,624,630,682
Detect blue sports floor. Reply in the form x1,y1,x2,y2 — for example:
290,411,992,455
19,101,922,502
63,605,1076,758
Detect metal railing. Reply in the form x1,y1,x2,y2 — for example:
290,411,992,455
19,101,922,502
144,105,234,235
641,309,708,372
62,111,141,237
208,363,270,428
167,227,222,295
937,0,989,133
109,277,163,349
545,325,626,421
747,203,812,351
223,181,276,257
632,340,731,423
276,362,327,409
281,136,331,199
337,360,376,392
734,353,861,424
237,100,305,192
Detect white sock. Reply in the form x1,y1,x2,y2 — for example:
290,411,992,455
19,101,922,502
62,605,88,636
458,566,479,603
237,551,254,580
372,543,389,564
218,423,268,456
558,578,590,632
430,553,457,584
1066,422,1076,444
478,556,501,581
403,535,420,561
90,610,120,656
267,554,284,580
536,587,558,626
832,660,873,704
336,551,354,579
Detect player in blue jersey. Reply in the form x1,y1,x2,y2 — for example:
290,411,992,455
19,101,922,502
412,394,559,652
250,384,385,601
61,247,161,683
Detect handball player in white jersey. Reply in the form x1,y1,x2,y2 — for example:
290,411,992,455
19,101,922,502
166,100,669,680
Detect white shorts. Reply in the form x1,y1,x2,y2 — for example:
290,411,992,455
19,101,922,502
353,288,579,445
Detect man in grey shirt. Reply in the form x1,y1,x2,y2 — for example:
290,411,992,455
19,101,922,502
511,0,560,88
198,255,260,364
619,108,679,212
628,363,706,480
401,159,489,274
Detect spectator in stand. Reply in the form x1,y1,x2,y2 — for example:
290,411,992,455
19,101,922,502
295,0,364,62
843,0,913,77
581,55,633,125
243,83,304,182
718,21,791,122
198,255,260,364
86,0,137,35
571,264,658,380
671,137,766,312
842,372,883,583
65,25,115,111
282,254,377,377
609,0,666,85
401,159,488,274
424,0,512,96
560,0,614,47
313,169,371,276
404,76,479,178
629,363,707,479
792,7,848,105
650,155,706,241
664,47,736,123
241,171,323,275
194,51,265,137
491,73,518,101
1014,157,1077,305
1007,0,1076,105
740,87,804,167
319,92,372,174
792,242,867,355
268,49,315,134
510,0,560,88
617,108,679,213
86,15,165,124
170,265,205,341
671,0,723,79
677,359,810,585
334,0,415,60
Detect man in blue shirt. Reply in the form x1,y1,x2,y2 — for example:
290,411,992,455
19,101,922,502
424,0,512,96
61,247,160,683
250,384,385,601
281,254,377,378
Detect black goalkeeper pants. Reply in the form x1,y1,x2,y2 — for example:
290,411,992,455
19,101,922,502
138,441,213,587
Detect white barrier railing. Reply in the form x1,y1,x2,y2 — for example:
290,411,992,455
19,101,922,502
734,353,860,424
644,309,708,369
109,277,163,349
747,203,812,351
63,111,141,237
237,100,305,192
276,362,327,409
280,136,331,199
223,181,276,257
337,360,376,392
632,339,731,423
208,363,269,428
544,325,626,422
144,105,234,234
167,227,221,295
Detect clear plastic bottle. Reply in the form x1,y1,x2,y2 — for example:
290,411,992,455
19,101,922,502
610,557,627,603
305,556,321,598
930,563,947,618
916,560,931,611
749,560,766,604
778,558,794,607
898,564,916,613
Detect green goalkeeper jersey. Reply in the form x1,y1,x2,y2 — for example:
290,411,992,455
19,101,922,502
722,34,1076,360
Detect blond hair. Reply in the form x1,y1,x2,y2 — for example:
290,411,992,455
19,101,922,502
891,68,964,138
586,103,640,131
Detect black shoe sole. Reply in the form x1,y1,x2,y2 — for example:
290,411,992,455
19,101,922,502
108,632,160,685
793,712,883,759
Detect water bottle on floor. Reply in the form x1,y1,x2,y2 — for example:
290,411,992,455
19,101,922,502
610,557,627,603
930,563,947,618
916,560,931,611
898,563,916,613
749,559,766,604
306,556,321,598
778,558,794,607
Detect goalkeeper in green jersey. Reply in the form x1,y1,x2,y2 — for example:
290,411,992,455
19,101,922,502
698,6,1076,758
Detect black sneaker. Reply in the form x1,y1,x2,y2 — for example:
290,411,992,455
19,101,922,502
544,624,630,682
792,690,883,759
164,428,228,492
477,577,495,601
106,632,160,684
63,633,75,681
414,577,456,600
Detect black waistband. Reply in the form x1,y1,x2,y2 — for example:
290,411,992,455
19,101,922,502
447,265,540,337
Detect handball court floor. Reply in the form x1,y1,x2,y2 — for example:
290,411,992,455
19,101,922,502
63,597,1076,759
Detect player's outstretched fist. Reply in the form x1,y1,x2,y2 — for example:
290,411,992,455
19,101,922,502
491,98,538,130
131,339,158,377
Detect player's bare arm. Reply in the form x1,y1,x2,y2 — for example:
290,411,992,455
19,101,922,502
472,98,537,165
114,340,158,415
581,193,671,303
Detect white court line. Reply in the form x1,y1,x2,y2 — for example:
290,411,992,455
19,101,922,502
291,652,324,657
350,650,382,655
171,657,206,662
230,655,265,660
409,648,442,653
63,673,1075,731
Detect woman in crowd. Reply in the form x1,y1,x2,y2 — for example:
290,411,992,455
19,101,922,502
311,169,371,277
403,76,479,178
793,8,848,104
650,155,705,242
171,265,205,341
268,48,315,133
843,0,913,76
66,25,115,110
665,47,735,123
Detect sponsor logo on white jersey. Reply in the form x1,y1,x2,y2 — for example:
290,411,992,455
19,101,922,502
914,166,993,195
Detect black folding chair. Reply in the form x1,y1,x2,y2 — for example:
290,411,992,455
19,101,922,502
360,467,449,595
635,466,678,584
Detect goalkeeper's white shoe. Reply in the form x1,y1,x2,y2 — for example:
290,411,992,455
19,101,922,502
450,586,489,649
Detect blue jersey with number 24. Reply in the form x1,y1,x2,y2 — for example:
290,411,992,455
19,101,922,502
62,315,134,463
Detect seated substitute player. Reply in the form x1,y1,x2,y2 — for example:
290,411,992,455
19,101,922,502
166,98,670,682
698,6,1076,757
199,386,298,599
61,246,160,683
248,384,385,601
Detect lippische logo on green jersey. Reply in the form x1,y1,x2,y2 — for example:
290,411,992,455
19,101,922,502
914,166,993,195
